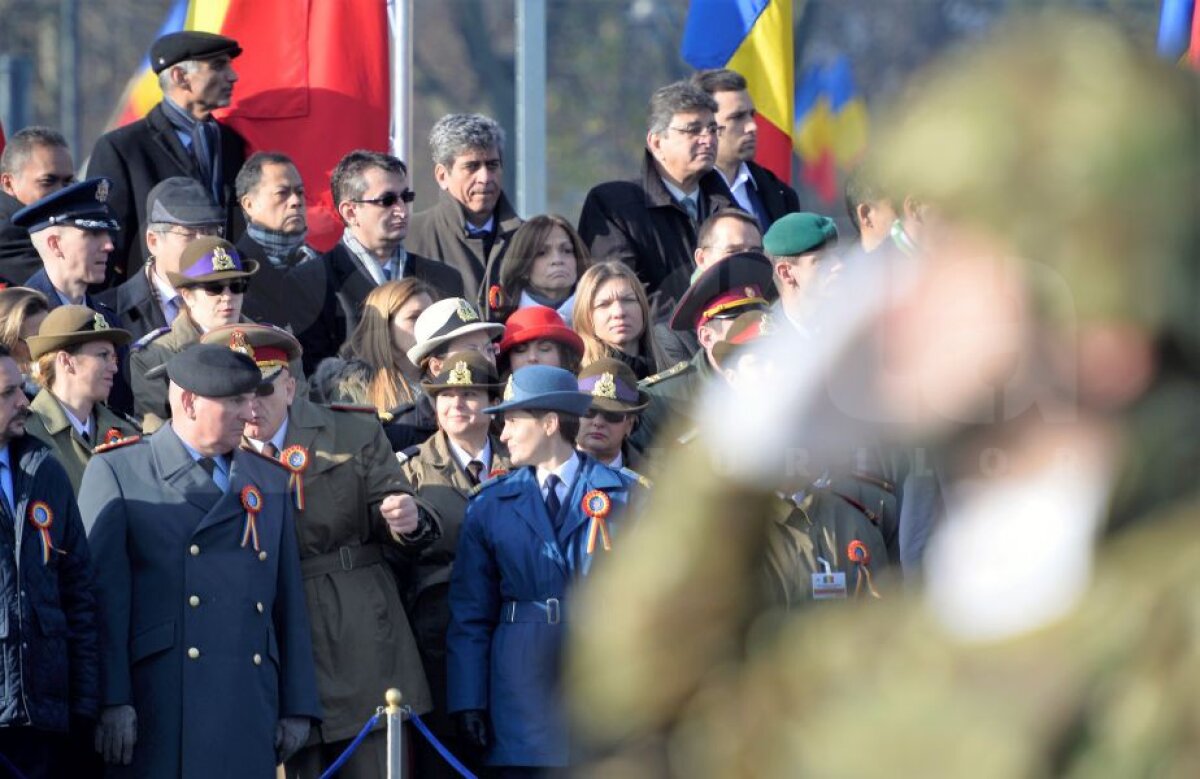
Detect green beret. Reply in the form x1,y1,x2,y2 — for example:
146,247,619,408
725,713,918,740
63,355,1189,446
762,212,839,257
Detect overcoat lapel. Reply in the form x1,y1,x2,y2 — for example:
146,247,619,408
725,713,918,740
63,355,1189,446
150,423,222,516
500,469,567,575
558,458,624,542
147,105,199,176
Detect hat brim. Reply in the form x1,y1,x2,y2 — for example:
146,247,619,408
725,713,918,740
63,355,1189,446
669,253,776,332
407,322,505,365
167,258,260,288
26,328,133,360
420,380,503,395
498,324,585,357
587,393,650,414
483,391,594,417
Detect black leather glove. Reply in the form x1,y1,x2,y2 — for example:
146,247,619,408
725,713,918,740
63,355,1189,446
454,709,490,749
275,716,311,764
95,704,137,765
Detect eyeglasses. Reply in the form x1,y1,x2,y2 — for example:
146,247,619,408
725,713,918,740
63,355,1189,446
583,409,629,424
668,123,720,139
196,279,250,296
352,190,415,208
163,225,224,240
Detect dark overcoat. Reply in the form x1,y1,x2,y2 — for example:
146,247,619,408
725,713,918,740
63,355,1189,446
80,424,321,779
86,102,247,282
0,434,99,732
447,456,642,767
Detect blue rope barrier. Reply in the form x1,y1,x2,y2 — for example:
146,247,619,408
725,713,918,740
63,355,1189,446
0,751,28,779
318,710,382,779
407,709,478,779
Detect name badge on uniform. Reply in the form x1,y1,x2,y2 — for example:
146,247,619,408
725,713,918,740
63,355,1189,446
812,557,847,600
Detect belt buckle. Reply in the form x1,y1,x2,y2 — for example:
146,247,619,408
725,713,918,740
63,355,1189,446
545,597,560,624
339,547,353,571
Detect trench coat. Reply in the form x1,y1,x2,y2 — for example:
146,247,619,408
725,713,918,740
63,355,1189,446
447,456,644,767
80,423,321,779
276,398,436,745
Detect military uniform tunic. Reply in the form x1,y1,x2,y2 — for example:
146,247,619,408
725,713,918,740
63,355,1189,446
24,389,139,494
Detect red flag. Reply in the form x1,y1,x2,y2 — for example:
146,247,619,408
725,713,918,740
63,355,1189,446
0,119,6,157
214,1,390,251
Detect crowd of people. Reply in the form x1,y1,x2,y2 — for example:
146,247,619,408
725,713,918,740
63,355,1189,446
0,26,953,779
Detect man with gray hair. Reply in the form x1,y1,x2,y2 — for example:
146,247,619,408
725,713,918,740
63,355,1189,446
407,113,523,304
88,31,247,285
0,127,75,285
322,149,464,341
578,80,734,298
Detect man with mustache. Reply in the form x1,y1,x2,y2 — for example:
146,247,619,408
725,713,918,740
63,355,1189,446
578,81,735,298
322,150,464,341
87,31,247,284
408,113,524,306
0,343,99,779
13,178,132,413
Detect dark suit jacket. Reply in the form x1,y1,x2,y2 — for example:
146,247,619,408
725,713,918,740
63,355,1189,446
25,270,133,415
97,267,167,346
0,191,40,286
407,190,523,306
745,160,801,230
87,102,247,284
323,240,465,342
235,233,342,376
577,150,735,300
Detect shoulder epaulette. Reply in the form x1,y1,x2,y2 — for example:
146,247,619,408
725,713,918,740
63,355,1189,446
620,466,652,489
131,326,171,351
396,445,420,466
327,403,376,414
238,444,289,469
92,434,142,454
639,360,689,388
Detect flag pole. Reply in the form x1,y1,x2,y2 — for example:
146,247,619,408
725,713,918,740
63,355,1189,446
390,0,413,166
515,0,546,217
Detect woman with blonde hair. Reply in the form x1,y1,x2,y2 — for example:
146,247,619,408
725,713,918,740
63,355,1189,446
339,277,437,414
572,261,663,379
0,286,50,383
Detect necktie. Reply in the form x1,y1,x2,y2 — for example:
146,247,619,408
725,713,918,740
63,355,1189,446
166,295,182,324
544,474,562,526
466,460,484,485
743,183,772,231
382,260,394,282
262,442,279,460
79,428,91,446
681,195,699,224
199,456,230,492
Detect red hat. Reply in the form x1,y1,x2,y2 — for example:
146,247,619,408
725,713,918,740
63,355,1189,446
499,306,584,358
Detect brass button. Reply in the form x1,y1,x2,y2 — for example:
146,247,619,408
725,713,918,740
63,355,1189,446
189,544,200,556
187,647,200,659
258,551,268,561
255,602,264,614
253,653,262,666
188,595,200,607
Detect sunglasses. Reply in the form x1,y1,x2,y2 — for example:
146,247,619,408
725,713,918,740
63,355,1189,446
352,190,415,208
583,409,629,424
196,279,250,296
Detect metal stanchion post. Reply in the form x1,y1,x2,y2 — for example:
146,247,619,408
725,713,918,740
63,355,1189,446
385,688,404,779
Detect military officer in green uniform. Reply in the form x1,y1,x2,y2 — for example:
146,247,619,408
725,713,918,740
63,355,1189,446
24,305,139,492
130,236,258,425
397,350,511,778
632,250,775,452
199,322,438,779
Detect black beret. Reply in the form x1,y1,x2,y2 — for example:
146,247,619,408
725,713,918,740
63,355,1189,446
151,31,242,74
166,343,262,398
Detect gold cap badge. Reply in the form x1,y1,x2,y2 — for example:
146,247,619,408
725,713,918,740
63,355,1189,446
593,372,617,399
759,312,775,336
95,180,110,203
503,375,515,401
448,361,473,385
92,313,109,331
456,300,479,323
228,329,255,359
211,246,236,271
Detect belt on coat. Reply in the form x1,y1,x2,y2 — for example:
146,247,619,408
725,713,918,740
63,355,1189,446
300,544,384,579
501,598,562,624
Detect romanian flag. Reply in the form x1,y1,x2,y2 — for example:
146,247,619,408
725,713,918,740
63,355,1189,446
793,55,868,204
107,0,390,251
681,0,794,184
1157,0,1200,69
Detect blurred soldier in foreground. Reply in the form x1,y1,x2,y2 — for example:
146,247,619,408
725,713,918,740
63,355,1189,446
568,13,1200,776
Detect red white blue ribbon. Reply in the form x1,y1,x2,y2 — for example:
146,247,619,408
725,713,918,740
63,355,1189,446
582,490,612,555
240,485,263,551
28,501,58,565
281,445,309,511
